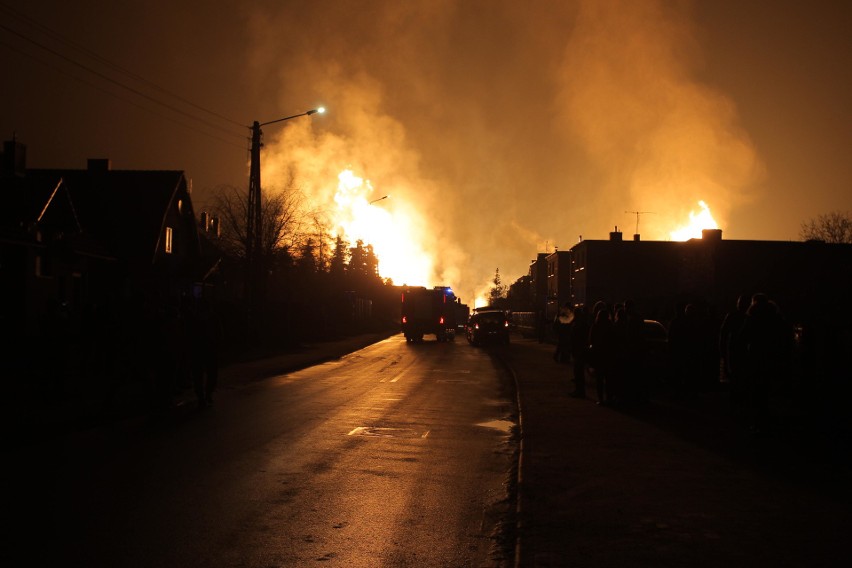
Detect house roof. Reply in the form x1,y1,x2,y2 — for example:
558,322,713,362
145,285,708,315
24,167,189,263
0,171,75,229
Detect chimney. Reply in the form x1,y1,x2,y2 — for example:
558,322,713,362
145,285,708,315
87,158,111,173
702,229,722,241
2,137,27,177
609,226,623,241
633,234,641,241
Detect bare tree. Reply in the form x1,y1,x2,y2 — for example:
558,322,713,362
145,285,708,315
800,211,852,244
207,184,306,261
300,210,334,273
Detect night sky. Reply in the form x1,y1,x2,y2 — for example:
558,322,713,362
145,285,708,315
3,0,850,301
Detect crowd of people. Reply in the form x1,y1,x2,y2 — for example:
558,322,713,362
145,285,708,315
553,299,651,407
551,293,797,433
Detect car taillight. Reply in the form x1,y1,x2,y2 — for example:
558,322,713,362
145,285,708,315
402,316,408,324
504,321,509,328
439,316,445,324
474,323,480,330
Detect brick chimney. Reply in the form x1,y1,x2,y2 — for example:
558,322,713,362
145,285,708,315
702,229,723,241
609,226,623,241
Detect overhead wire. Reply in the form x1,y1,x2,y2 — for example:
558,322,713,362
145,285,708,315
0,2,246,130
0,3,251,147
0,38,246,151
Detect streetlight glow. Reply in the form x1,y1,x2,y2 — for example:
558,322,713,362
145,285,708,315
246,105,326,311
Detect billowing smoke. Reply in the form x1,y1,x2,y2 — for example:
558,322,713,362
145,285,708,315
250,0,763,305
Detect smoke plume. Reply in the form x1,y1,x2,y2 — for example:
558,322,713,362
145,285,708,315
251,0,764,305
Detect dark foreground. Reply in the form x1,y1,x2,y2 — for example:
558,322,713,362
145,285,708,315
5,331,852,567
501,336,852,568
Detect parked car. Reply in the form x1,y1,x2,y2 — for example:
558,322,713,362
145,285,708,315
466,310,510,346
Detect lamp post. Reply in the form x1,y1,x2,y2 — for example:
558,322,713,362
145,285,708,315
245,107,325,311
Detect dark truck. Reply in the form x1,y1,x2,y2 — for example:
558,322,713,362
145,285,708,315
400,286,461,342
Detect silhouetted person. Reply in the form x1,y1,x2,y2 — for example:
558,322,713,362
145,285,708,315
668,302,710,397
667,302,691,397
553,303,573,364
609,305,629,404
740,293,791,434
623,299,648,402
536,309,547,343
589,301,613,405
190,299,223,408
719,295,750,411
569,305,590,398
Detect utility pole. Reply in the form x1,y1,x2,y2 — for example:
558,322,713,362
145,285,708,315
244,108,325,323
246,120,263,310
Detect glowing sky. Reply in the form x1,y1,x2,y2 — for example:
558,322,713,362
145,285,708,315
2,0,850,304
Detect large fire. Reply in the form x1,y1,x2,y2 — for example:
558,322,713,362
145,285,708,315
332,169,432,286
669,200,719,241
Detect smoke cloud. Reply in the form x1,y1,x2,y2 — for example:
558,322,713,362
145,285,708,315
251,0,764,305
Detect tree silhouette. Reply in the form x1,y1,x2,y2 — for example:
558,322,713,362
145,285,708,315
206,183,304,263
489,268,508,306
329,234,349,278
800,211,852,243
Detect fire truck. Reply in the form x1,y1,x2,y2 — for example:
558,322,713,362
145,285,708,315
400,286,461,342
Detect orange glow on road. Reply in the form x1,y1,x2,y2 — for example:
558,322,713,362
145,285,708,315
669,200,719,241
333,169,431,286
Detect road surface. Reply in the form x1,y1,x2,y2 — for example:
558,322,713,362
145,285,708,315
10,335,518,567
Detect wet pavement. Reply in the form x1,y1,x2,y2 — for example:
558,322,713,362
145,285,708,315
10,331,852,567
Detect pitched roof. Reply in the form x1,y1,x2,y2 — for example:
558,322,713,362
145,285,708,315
25,167,189,262
0,171,74,229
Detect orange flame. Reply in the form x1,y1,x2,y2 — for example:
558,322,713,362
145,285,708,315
332,169,432,285
669,200,719,241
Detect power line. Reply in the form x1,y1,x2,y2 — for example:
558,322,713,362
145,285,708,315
0,8,247,143
1,38,247,151
0,2,245,130
0,22,246,139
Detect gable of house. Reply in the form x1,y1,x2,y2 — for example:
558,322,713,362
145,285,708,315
27,166,200,270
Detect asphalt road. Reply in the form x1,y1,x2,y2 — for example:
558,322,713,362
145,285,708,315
8,335,518,567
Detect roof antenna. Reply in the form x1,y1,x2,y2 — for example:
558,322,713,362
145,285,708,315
625,211,656,236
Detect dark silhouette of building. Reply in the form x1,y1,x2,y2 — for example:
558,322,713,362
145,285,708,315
1,138,213,380
567,228,852,325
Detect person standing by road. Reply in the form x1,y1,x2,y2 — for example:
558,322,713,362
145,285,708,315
588,301,614,405
740,293,792,434
569,305,590,398
552,303,574,364
719,295,750,412
189,298,224,408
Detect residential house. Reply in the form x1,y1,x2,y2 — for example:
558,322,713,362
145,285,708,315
1,139,211,380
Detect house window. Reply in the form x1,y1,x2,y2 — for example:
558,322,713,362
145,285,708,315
165,227,173,254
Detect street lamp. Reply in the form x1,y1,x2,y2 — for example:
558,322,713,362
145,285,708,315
245,107,325,309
